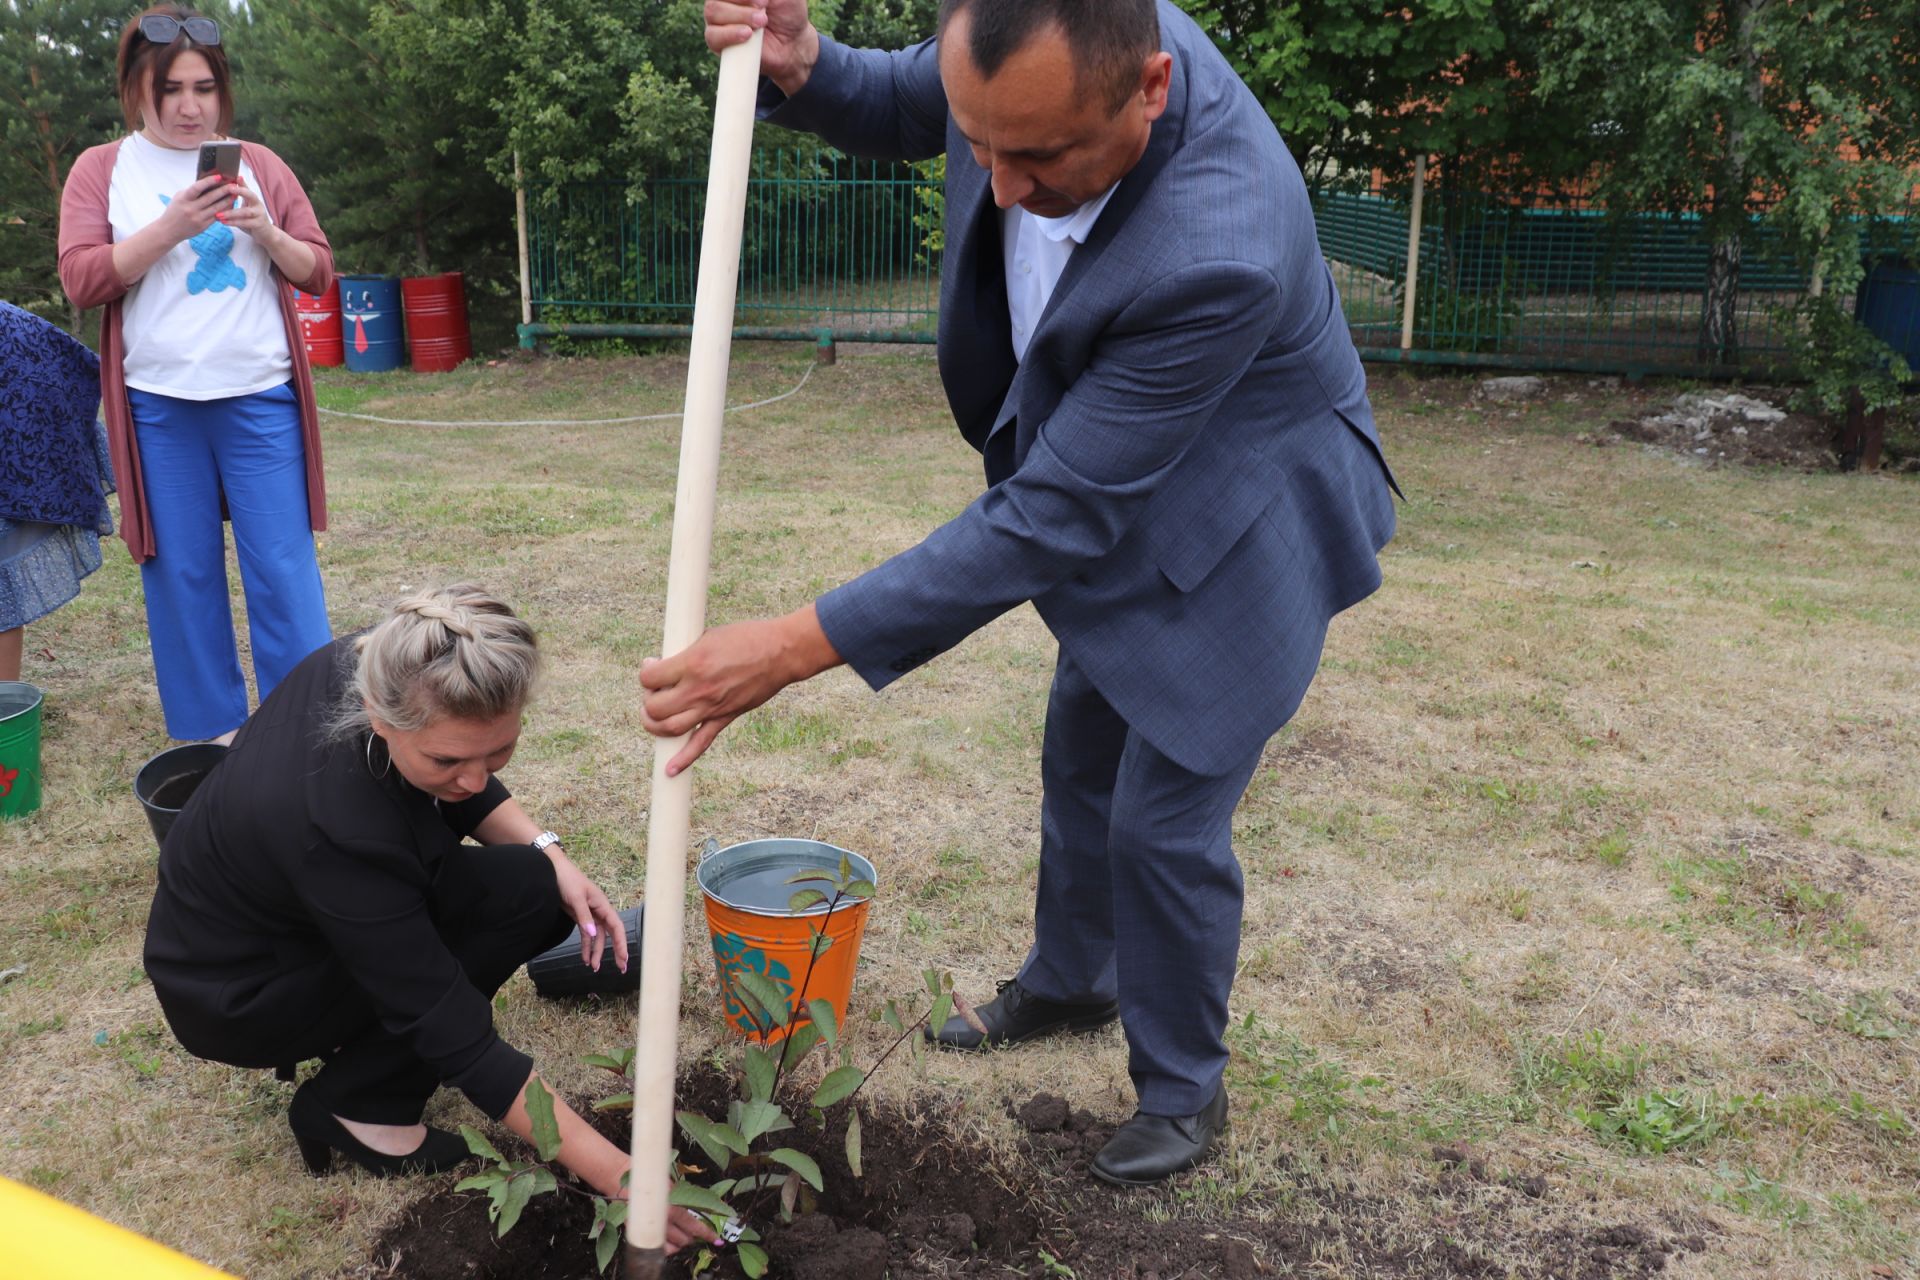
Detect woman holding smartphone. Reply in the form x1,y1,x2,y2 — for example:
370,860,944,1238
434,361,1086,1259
58,4,334,743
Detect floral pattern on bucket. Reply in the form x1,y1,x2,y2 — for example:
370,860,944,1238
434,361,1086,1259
712,933,797,1036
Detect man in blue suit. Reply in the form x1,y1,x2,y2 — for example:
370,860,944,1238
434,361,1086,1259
646,0,1397,1184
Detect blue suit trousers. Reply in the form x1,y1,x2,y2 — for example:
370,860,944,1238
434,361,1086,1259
1016,652,1262,1116
127,382,331,740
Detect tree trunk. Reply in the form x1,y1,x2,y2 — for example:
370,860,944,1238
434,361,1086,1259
1700,232,1743,365
1697,0,1769,366
1836,386,1886,473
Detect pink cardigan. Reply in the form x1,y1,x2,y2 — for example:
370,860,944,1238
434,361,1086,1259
57,138,334,564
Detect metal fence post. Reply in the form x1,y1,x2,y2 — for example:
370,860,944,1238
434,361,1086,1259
1400,154,1427,353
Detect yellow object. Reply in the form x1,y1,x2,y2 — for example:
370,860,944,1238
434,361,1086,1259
0,1176,237,1279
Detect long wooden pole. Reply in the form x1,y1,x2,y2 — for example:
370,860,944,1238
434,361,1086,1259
514,150,533,331
622,30,764,1280
1400,154,1427,353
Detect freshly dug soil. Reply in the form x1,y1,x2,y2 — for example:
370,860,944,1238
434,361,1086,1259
1588,388,1853,470
360,1069,1711,1280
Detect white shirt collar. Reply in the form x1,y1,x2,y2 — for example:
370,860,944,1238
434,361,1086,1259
1028,183,1120,247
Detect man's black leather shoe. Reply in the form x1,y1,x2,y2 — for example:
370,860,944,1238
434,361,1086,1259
926,978,1119,1049
1089,1083,1228,1186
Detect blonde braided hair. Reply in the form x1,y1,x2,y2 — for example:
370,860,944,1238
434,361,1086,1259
330,583,540,738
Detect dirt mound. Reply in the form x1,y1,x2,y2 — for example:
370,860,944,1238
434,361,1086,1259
1595,390,1840,469
356,1068,1710,1279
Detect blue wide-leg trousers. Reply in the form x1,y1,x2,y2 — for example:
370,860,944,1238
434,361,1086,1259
127,382,331,740
1015,651,1263,1117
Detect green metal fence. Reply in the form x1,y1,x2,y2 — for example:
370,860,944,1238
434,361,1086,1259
520,148,1918,378
1318,176,1914,376
522,149,939,347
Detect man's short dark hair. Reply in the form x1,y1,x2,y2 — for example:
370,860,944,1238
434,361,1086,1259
937,0,1160,116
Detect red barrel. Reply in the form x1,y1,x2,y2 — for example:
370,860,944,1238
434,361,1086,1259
400,271,473,373
293,281,344,367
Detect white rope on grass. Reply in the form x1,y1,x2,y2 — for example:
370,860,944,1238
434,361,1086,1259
314,361,816,428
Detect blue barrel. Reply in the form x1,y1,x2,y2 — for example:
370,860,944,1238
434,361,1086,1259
339,274,404,373
1856,258,1920,372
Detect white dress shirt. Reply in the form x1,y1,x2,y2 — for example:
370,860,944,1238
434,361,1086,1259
1000,184,1119,362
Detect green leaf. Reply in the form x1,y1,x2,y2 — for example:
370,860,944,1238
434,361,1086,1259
812,1064,864,1109
929,993,953,1038
808,930,835,958
883,1000,906,1035
768,1147,824,1192
788,888,828,913
581,1048,634,1076
846,1107,863,1177
735,1099,785,1145
737,1242,770,1278
922,968,942,998
779,1023,822,1073
593,1092,634,1114
526,1076,563,1162
677,1111,748,1170
728,1172,783,1194
459,1124,506,1166
594,1211,622,1274
743,1045,778,1103
784,869,834,885
495,1172,536,1236
838,852,852,884
589,1196,628,1240
843,879,876,899
669,1179,737,1219
455,1170,504,1193
736,972,792,1028
807,998,840,1049
731,975,773,1025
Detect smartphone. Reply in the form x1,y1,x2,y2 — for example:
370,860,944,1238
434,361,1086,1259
195,140,242,183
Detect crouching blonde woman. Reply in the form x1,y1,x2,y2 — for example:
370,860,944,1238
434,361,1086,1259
143,584,712,1253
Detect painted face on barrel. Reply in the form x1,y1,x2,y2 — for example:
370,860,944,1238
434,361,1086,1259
938,9,1171,218
370,706,521,803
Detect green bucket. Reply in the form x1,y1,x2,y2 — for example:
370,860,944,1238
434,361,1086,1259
0,682,46,821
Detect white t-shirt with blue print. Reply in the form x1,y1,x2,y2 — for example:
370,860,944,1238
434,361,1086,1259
108,132,293,401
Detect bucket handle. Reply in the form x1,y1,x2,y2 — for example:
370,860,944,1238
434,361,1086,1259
700,836,721,862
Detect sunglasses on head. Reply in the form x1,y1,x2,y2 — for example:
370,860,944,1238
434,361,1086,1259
138,14,221,46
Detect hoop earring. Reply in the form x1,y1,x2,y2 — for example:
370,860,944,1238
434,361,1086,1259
365,732,392,780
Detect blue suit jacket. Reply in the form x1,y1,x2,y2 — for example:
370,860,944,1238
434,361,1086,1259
769,2,1397,775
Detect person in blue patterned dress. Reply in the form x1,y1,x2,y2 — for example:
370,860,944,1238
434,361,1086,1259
0,301,116,683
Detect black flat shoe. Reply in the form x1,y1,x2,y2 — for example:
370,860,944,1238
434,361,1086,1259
288,1081,473,1178
926,977,1119,1050
1090,1083,1228,1186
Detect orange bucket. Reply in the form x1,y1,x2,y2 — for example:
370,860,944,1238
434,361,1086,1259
698,839,876,1043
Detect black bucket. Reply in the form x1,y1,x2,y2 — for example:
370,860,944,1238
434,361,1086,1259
133,743,227,849
527,904,643,998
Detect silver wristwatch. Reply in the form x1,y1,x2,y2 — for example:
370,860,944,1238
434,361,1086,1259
531,830,563,853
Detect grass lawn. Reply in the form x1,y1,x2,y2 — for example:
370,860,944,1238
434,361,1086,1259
1,346,1916,1278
